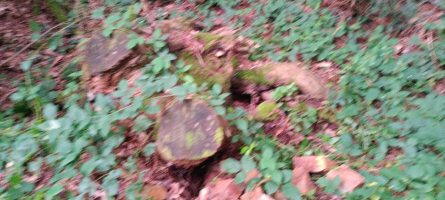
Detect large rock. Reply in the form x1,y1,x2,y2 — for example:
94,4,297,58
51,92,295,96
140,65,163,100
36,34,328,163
292,166,316,195
236,63,328,99
85,30,131,73
156,100,226,166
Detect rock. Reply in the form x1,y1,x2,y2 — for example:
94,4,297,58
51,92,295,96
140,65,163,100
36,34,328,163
292,166,316,195
238,63,327,99
156,100,226,166
85,30,131,73
293,155,336,173
240,187,274,200
138,185,168,200
197,179,244,200
254,102,279,121
325,165,365,194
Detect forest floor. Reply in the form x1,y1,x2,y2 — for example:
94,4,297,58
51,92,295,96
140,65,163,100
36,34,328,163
1,0,445,199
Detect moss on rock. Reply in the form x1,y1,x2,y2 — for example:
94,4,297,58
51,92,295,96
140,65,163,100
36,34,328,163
156,100,227,166
255,102,279,121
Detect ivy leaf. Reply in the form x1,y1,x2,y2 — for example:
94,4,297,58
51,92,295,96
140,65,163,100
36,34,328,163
143,143,156,157
263,181,279,195
235,171,247,184
235,119,248,132
105,13,121,24
132,115,153,133
222,158,241,174
43,103,58,120
214,106,226,116
92,7,105,19
241,155,256,172
29,21,41,32
281,183,302,200
212,84,222,95
45,184,64,200
20,60,32,71
365,88,380,102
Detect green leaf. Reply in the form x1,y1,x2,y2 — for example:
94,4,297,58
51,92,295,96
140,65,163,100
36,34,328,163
105,13,121,24
365,88,380,102
126,39,137,50
132,115,153,133
20,60,32,71
43,103,58,120
263,181,279,195
282,170,293,183
241,155,256,172
235,171,247,184
45,184,63,200
143,143,156,157
212,84,222,94
30,21,41,32
281,183,302,200
153,28,162,39
214,106,226,116
222,158,241,174
92,7,105,19
270,169,283,184
235,119,248,131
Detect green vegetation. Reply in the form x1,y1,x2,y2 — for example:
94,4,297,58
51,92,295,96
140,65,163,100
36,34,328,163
1,0,445,199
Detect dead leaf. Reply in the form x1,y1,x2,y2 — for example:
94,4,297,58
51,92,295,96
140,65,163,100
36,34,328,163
197,178,244,200
138,185,168,200
240,187,274,200
292,166,316,195
325,165,365,194
293,155,336,173
244,168,261,184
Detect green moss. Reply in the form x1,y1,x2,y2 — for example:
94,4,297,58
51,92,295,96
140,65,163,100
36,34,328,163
255,102,279,121
194,150,217,159
178,51,232,92
186,131,194,148
213,127,224,144
159,147,174,161
235,69,272,85
45,0,68,22
230,57,239,68
194,32,222,50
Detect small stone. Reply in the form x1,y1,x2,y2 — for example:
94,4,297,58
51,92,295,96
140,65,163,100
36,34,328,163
326,165,365,194
240,187,274,200
85,30,131,73
197,179,244,200
293,155,336,173
292,166,316,195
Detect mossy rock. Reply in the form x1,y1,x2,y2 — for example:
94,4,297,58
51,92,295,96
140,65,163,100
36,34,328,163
236,63,327,99
263,63,328,99
179,51,233,93
255,102,279,121
85,30,131,73
156,100,226,166
194,32,223,51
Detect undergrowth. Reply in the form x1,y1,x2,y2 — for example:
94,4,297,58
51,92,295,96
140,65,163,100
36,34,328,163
1,0,445,199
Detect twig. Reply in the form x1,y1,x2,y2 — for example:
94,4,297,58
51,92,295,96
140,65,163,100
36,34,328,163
0,18,84,67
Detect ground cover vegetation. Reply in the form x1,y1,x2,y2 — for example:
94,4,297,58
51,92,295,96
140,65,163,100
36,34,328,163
0,0,444,199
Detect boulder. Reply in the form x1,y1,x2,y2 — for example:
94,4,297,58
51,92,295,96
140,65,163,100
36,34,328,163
85,30,131,73
156,100,226,166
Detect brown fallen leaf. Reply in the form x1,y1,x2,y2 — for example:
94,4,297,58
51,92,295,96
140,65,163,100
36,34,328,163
293,155,336,173
197,178,245,200
292,166,316,195
240,187,274,200
244,168,261,184
138,184,168,200
326,165,365,194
